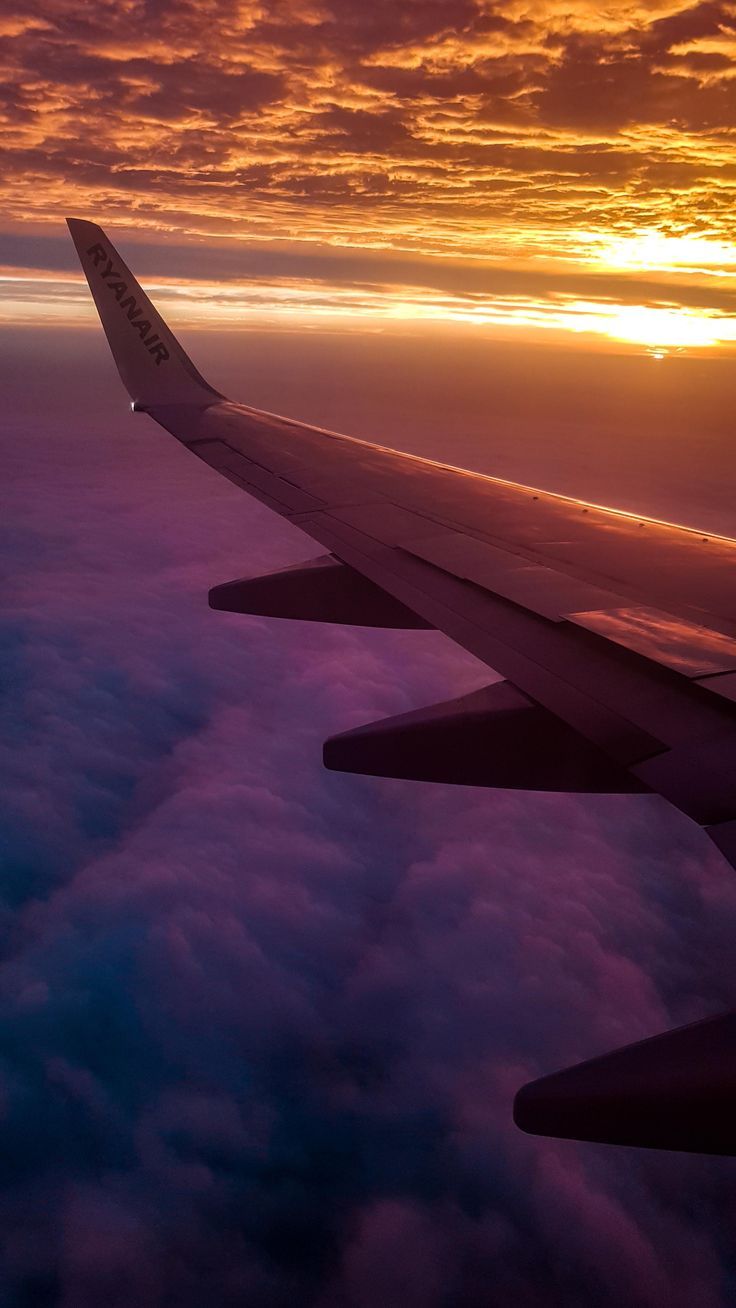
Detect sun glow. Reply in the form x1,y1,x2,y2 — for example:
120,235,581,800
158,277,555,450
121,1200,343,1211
4,270,736,353
565,301,736,349
4,0,736,366
597,230,736,277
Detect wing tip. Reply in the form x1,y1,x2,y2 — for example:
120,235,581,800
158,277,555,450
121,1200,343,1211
65,216,222,407
65,215,102,237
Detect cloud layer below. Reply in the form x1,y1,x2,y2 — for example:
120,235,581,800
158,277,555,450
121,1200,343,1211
4,329,736,1303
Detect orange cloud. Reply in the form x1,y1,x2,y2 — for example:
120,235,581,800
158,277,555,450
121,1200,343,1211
1,0,735,349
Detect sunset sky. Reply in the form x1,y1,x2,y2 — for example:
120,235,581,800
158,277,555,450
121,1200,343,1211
3,0,736,351
5,5,736,1306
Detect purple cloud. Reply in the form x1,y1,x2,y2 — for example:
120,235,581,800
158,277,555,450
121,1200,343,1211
3,325,736,1303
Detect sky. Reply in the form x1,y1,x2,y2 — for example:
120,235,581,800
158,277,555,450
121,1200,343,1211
4,3,736,1306
2,0,736,351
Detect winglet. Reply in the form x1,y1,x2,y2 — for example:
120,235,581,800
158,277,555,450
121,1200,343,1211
66,218,222,408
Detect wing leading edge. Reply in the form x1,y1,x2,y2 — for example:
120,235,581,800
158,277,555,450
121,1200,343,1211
68,218,736,1154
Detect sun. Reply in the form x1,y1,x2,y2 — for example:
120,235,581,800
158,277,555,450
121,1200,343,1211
563,299,736,351
597,229,736,276
606,304,731,349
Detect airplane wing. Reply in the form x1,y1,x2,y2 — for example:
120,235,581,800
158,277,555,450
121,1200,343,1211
67,217,736,1153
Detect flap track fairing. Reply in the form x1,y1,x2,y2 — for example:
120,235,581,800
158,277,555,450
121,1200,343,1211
208,554,432,629
514,1011,736,1154
323,681,647,793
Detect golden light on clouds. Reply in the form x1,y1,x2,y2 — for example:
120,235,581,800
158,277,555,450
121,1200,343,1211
595,231,736,277
564,301,736,350
5,267,735,356
1,0,736,350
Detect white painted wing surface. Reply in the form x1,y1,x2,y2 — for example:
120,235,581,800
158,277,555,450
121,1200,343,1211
68,218,736,867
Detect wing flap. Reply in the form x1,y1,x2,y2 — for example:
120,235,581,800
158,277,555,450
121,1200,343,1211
569,606,736,677
403,531,625,622
189,438,326,513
